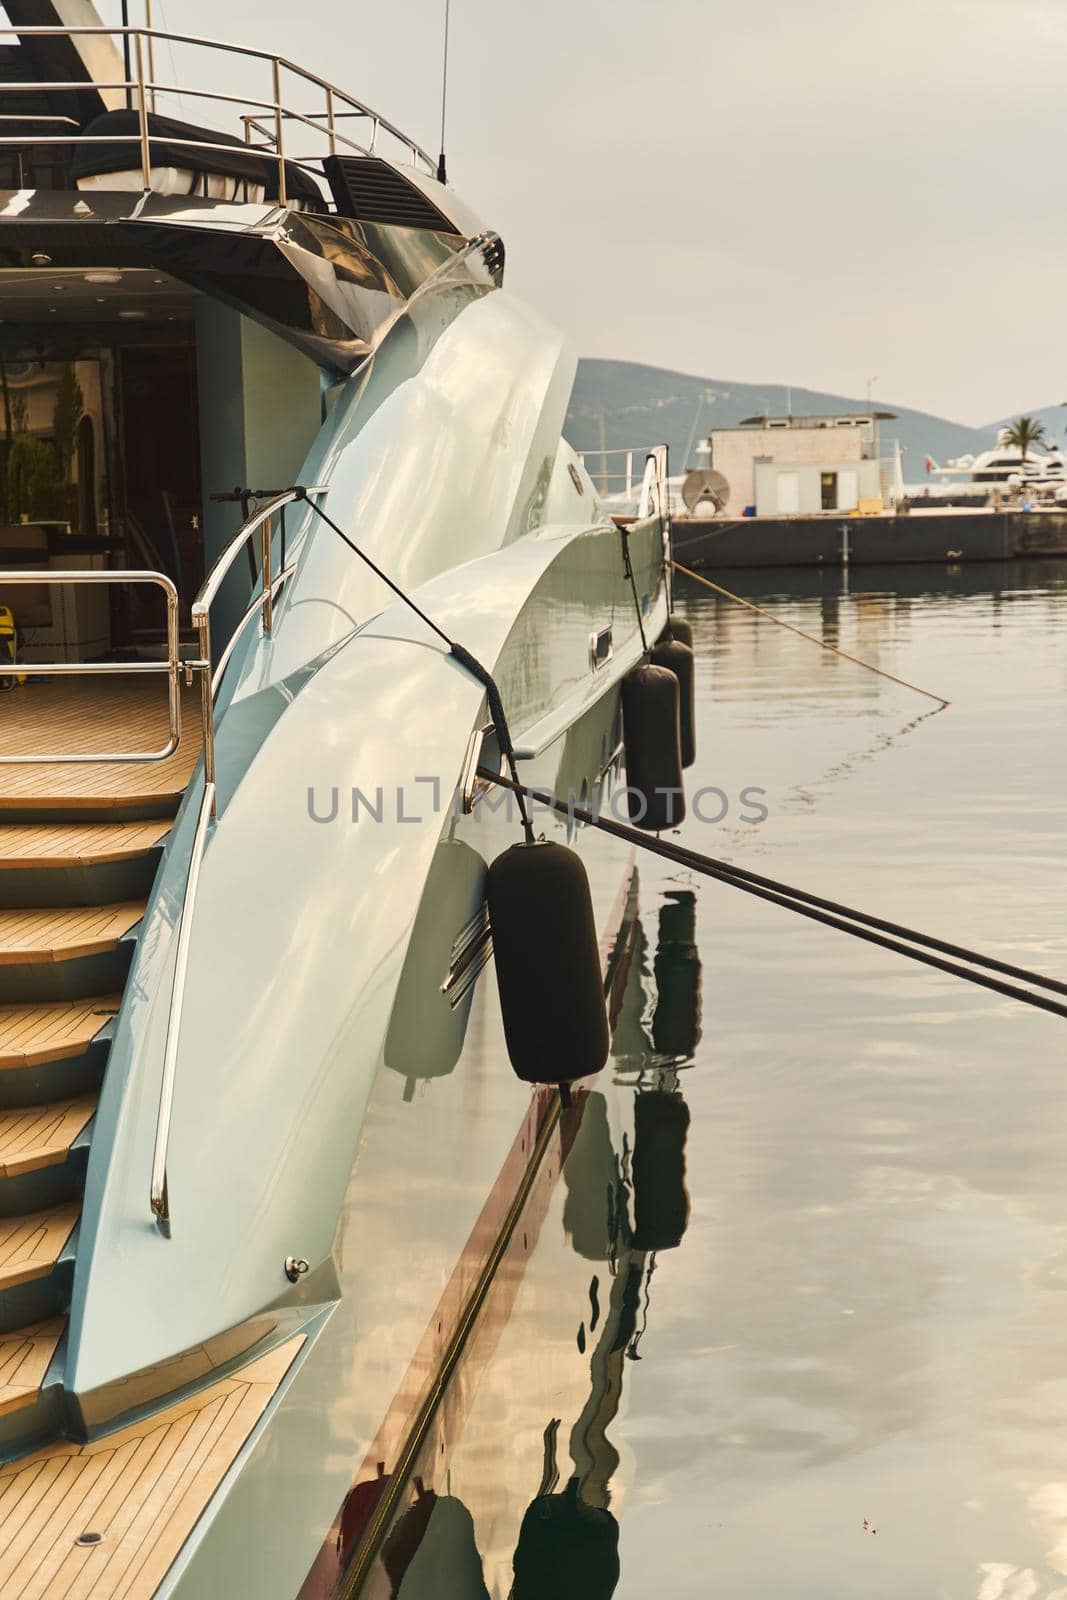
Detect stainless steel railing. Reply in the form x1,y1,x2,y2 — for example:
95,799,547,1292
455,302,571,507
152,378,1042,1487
149,770,213,1236
187,486,328,814
149,484,327,1231
1,489,327,1231
578,445,670,517
0,569,180,763
0,24,437,203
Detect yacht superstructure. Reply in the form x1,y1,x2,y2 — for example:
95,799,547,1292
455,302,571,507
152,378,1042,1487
0,6,679,1594
922,434,1067,504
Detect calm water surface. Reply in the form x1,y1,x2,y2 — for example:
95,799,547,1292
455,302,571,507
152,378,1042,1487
380,560,1067,1600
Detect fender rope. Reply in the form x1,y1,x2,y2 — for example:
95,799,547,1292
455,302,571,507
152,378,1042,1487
476,768,1067,1022
618,522,649,657
296,492,535,843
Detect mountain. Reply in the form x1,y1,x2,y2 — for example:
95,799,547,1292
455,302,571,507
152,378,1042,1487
984,403,1067,447
564,359,995,480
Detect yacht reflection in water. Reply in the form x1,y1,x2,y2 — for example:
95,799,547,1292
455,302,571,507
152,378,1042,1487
364,883,701,1600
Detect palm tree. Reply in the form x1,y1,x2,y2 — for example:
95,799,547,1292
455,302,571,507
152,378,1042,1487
1002,415,1048,462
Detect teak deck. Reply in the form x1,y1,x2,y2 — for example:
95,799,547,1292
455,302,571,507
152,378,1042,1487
0,1317,65,1417
0,1337,304,1599
0,681,202,813
0,823,170,869
0,1098,97,1178
0,997,121,1072
0,905,143,965
0,1203,79,1291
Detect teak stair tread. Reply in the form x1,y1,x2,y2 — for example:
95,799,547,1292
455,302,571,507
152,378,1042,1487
0,996,121,1071
0,822,170,869
0,1096,97,1178
0,1203,79,1291
0,1336,304,1598
0,1317,65,1417
0,679,201,814
0,904,144,965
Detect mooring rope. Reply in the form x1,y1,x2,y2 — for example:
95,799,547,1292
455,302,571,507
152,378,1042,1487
285,488,1055,1014
476,768,1067,1021
672,561,951,707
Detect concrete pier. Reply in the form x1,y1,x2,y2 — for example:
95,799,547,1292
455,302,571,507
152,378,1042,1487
671,508,1067,570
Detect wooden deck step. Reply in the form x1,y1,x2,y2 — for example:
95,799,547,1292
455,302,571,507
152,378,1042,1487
0,821,170,870
0,996,121,1071
0,903,144,966
0,1317,64,1417
0,1096,96,1178
0,680,200,817
0,1204,79,1291
0,1336,303,1598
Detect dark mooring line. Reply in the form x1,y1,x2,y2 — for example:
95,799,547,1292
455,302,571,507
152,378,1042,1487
477,769,1067,1021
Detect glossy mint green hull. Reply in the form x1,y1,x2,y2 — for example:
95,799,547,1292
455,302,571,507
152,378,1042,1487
64,282,668,1596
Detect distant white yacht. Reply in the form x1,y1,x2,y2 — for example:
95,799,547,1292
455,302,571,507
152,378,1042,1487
919,431,1067,504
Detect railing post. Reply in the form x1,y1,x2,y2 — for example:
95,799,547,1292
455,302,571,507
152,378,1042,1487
272,57,287,206
261,512,274,634
326,85,336,155
165,584,181,753
133,30,151,188
195,612,216,803
144,0,157,113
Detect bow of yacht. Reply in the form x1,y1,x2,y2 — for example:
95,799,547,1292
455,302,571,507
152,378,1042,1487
0,5,677,1594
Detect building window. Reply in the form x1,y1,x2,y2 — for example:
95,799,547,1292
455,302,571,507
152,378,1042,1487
821,471,838,510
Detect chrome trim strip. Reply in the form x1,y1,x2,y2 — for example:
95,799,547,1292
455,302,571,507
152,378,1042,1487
442,905,493,1008
597,739,624,786
450,902,491,968
444,937,493,1008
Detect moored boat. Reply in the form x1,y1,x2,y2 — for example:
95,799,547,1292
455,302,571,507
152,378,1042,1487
0,6,682,1594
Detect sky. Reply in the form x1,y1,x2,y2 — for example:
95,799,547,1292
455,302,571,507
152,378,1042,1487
89,0,1067,425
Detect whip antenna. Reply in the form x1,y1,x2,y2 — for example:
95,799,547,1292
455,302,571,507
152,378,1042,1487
437,0,450,184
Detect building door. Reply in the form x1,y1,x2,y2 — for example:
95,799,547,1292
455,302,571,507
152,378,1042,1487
777,472,800,514
837,468,859,511
820,471,838,510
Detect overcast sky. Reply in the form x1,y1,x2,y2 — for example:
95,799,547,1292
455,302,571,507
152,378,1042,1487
95,0,1067,424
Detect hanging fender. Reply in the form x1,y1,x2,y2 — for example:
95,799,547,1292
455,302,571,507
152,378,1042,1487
621,665,685,833
487,840,610,1085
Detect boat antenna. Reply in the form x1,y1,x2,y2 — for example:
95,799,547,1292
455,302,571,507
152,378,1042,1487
437,0,450,184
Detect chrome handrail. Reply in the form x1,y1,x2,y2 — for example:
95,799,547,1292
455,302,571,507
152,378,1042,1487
188,486,328,812
0,569,180,763
0,493,329,1232
0,25,437,195
150,485,328,1231
150,774,214,1235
